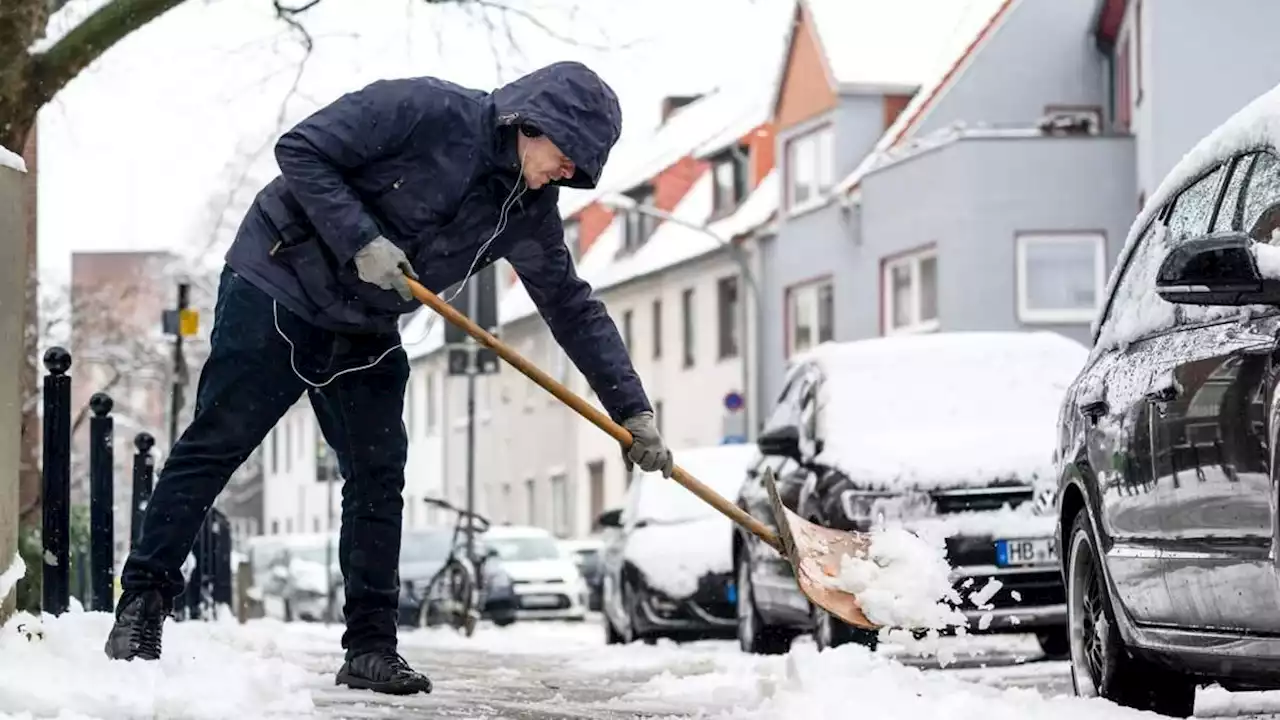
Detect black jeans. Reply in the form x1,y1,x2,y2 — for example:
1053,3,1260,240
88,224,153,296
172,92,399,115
120,266,409,657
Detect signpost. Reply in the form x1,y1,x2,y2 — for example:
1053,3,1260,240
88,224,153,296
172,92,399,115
444,264,501,563
722,391,746,444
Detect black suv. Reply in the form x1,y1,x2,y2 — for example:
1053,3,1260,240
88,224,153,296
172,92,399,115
1055,135,1280,716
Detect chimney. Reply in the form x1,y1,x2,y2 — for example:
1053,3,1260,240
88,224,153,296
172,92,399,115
660,95,701,124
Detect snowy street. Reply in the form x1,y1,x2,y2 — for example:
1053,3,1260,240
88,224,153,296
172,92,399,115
6,609,1280,720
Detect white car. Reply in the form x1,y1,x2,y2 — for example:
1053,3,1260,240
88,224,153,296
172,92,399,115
483,525,588,621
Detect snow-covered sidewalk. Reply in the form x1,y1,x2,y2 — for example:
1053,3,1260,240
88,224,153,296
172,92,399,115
2,608,1279,719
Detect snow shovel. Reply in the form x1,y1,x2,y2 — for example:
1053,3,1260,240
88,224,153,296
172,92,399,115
403,275,879,630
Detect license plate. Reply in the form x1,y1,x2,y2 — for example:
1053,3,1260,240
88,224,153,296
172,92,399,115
520,594,562,608
995,537,1056,566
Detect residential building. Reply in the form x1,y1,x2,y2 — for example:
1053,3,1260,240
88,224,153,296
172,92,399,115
758,0,1280,402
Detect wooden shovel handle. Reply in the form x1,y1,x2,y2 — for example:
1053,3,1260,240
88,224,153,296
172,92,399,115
405,276,783,552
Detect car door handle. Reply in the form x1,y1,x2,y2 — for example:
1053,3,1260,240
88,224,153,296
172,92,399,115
1145,379,1181,403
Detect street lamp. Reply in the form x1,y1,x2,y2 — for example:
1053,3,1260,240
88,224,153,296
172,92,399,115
598,194,761,441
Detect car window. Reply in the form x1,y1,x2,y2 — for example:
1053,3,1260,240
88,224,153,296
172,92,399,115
1212,153,1254,233
1095,216,1163,346
1166,164,1226,244
1240,151,1280,243
761,366,806,433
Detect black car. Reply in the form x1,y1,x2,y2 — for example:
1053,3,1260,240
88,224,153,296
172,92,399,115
735,331,1086,656
597,444,759,644
396,527,518,628
1055,134,1280,716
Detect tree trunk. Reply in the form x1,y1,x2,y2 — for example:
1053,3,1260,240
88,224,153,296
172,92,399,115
17,125,39,531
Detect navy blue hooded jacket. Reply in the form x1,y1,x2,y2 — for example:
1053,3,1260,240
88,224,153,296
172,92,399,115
225,61,651,423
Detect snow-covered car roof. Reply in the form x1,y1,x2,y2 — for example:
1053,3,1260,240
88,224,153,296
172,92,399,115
484,524,555,539
792,331,1089,490
631,443,759,524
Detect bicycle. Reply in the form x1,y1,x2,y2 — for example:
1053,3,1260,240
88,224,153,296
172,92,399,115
417,496,492,636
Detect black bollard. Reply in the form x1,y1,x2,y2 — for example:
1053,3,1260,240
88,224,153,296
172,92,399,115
88,392,115,612
130,432,155,548
41,347,72,616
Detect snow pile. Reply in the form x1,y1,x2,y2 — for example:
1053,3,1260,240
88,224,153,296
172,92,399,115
624,444,759,599
615,642,1151,720
796,331,1087,489
821,527,966,632
1255,240,1280,278
0,610,321,719
0,552,25,602
0,145,26,173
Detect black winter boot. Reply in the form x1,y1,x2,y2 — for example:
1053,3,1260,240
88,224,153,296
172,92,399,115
335,650,432,695
104,590,168,661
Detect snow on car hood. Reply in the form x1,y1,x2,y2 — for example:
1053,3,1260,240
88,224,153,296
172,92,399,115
501,558,580,584
625,516,733,600
799,331,1088,491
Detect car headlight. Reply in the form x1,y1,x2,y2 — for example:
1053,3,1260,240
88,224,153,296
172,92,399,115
840,489,933,529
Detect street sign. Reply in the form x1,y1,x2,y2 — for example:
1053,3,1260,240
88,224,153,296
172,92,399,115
444,264,498,346
724,391,744,411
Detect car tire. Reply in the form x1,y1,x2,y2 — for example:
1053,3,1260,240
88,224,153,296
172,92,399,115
1036,628,1069,659
735,551,793,655
604,611,624,645
812,604,878,652
1066,512,1197,717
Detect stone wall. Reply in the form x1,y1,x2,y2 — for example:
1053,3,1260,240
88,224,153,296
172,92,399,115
0,155,30,621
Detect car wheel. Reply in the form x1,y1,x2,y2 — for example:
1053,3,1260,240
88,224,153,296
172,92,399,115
1067,512,1196,717
812,603,878,652
1036,628,1069,659
621,577,644,644
735,551,793,655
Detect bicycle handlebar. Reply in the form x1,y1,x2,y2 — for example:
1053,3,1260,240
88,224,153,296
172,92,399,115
422,496,491,531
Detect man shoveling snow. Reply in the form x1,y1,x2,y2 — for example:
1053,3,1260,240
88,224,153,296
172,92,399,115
106,61,673,695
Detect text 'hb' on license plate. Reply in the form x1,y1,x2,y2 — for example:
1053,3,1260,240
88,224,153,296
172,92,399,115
995,537,1056,566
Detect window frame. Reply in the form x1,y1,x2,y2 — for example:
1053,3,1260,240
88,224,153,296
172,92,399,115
784,276,834,358
784,123,835,216
681,287,695,368
710,147,748,217
880,247,939,335
622,184,658,252
1014,232,1108,324
716,274,740,360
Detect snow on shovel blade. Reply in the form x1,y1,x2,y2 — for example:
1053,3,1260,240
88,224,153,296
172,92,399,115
762,466,878,630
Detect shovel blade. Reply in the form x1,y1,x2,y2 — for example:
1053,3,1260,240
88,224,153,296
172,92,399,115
761,466,879,630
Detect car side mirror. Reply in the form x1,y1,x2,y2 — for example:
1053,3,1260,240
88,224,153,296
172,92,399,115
757,424,802,460
1155,232,1280,306
595,508,622,529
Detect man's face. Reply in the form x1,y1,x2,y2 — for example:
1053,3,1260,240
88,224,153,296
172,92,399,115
518,132,576,190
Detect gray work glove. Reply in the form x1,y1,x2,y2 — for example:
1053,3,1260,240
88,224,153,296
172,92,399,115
621,411,674,478
354,235,417,301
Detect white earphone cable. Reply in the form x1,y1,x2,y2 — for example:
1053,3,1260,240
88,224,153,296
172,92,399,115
275,150,529,389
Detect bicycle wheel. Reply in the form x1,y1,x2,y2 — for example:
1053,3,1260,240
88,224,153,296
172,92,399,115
420,558,475,633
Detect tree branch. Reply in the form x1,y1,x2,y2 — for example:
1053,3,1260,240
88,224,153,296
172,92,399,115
28,0,188,110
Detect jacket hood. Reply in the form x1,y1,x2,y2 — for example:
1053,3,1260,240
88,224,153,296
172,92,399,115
490,61,622,189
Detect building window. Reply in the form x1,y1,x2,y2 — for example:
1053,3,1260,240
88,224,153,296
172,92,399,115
717,275,740,359
623,185,658,251
1016,233,1106,324
271,519,280,535
651,298,662,359
315,428,340,484
1114,39,1131,131
564,219,581,260
654,400,664,435
550,474,570,537
786,278,833,356
622,308,633,351
785,124,835,213
882,249,939,334
268,429,277,475
681,287,695,368
712,148,748,216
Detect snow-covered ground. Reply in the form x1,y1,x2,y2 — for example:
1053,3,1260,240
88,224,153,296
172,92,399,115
3,608,1280,719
